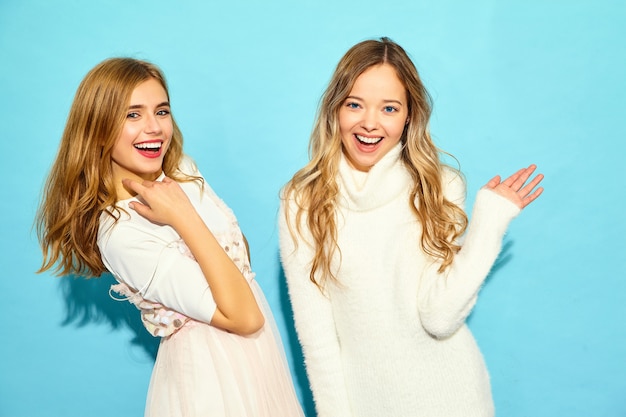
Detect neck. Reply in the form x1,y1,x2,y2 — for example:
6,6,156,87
112,170,163,201
115,182,136,201
338,143,410,210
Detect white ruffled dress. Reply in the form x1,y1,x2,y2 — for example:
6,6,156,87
98,162,304,417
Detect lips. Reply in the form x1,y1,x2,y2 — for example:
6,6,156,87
134,141,163,158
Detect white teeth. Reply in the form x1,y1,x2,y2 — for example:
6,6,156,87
134,142,162,149
356,134,383,144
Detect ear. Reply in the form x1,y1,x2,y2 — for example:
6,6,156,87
405,117,410,125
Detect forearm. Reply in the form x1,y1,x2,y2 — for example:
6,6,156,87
174,211,264,334
279,201,353,416
288,279,353,417
418,189,520,338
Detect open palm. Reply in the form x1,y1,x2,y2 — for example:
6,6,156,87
484,164,544,209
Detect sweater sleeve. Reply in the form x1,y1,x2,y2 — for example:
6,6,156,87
99,221,218,324
278,199,353,417
417,176,521,339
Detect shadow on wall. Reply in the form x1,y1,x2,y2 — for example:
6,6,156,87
485,238,514,286
59,266,316,415
58,273,160,359
277,256,316,417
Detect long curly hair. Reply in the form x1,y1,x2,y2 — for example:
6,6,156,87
282,37,468,290
36,58,189,277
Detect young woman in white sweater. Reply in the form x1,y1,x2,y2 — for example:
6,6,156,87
279,37,544,417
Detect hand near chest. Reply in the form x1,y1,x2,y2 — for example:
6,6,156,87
122,177,199,228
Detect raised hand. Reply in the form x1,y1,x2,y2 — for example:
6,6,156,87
122,177,197,227
483,164,544,209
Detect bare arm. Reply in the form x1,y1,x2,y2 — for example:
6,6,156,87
122,177,264,335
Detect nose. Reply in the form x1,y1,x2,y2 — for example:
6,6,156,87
144,113,163,135
361,108,378,131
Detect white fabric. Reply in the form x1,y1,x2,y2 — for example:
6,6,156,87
98,157,304,417
279,144,520,417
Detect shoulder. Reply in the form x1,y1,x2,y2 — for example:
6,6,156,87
97,207,130,247
441,166,466,207
279,187,307,222
97,203,168,250
441,165,465,190
175,154,206,186
177,154,200,175
278,189,313,244
173,154,212,196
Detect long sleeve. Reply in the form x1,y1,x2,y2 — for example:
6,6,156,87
417,187,521,338
278,199,353,417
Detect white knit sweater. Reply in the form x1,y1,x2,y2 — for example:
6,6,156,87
279,144,521,417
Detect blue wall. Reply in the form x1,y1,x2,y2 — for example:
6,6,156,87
1,1,624,416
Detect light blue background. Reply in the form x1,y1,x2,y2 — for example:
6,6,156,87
1,1,624,416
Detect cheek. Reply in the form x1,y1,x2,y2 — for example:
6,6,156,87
163,122,175,152
338,111,354,136
111,132,128,156
164,120,174,138
387,119,407,139
110,137,127,163
118,124,139,143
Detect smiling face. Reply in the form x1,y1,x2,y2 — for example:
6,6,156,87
338,63,409,172
111,78,173,189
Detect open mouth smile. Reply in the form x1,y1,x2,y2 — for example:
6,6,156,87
355,134,383,145
134,141,164,157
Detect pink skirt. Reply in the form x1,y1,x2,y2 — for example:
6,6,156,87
145,282,305,417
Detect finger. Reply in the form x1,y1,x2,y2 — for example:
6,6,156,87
518,173,544,198
521,186,544,208
500,168,526,187
140,179,159,188
122,178,147,195
484,175,501,189
509,164,537,191
128,200,152,219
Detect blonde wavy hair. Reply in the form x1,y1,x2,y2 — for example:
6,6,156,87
36,57,192,278
283,37,468,290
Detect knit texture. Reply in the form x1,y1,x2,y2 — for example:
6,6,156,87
279,144,520,417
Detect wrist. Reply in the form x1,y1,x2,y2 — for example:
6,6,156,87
170,208,204,235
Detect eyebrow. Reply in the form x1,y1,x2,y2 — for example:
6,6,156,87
128,101,171,109
346,95,404,106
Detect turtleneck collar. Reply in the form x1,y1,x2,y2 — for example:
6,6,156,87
337,143,412,211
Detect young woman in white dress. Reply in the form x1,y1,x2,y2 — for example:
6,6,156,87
37,57,304,417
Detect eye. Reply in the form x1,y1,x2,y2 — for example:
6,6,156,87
346,101,361,109
126,112,140,119
156,109,171,116
383,106,398,113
